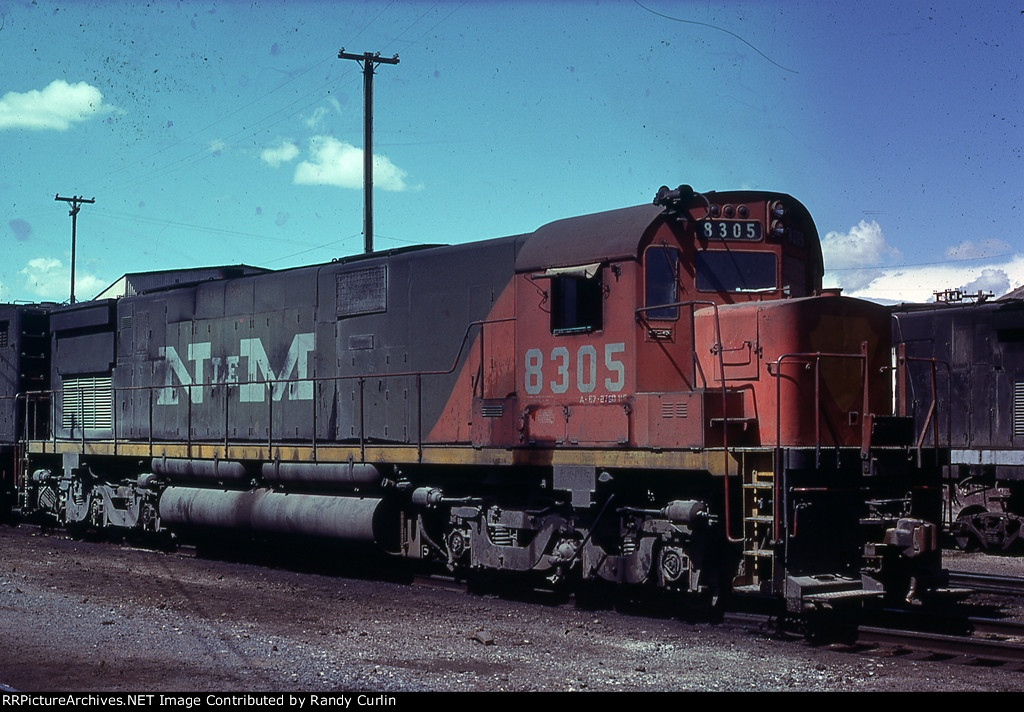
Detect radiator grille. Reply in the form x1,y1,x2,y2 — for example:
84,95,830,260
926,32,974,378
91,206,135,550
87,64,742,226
62,375,113,430
1015,382,1024,438
337,266,387,317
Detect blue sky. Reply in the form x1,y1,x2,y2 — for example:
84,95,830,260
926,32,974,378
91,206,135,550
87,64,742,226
1,0,1021,304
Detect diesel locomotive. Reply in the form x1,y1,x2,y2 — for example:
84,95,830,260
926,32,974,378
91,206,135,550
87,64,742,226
5,184,945,616
893,291,1024,551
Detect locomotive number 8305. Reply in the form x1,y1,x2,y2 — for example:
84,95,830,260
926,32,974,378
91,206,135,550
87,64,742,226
4,183,948,632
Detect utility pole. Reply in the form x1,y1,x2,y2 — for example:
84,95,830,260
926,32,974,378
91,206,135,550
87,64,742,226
54,194,95,304
338,48,399,254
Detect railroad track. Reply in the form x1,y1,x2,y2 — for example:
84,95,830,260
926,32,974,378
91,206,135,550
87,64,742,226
948,570,1024,597
12,524,1024,680
856,621,1024,670
722,606,1024,672
299,556,1024,675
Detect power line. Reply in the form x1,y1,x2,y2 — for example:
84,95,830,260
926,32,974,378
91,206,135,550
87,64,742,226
826,251,1019,271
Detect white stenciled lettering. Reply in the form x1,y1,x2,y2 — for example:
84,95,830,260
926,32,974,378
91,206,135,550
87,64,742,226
604,341,625,392
239,333,315,403
211,355,240,385
187,342,211,403
550,346,570,394
158,333,315,405
158,344,210,405
576,344,597,393
239,338,271,403
157,346,188,405
522,342,627,397
524,348,543,395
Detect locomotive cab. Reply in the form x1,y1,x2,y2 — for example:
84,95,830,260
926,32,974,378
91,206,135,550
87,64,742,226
509,187,823,451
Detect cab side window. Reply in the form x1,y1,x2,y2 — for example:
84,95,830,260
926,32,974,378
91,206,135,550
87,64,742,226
551,272,602,334
645,246,680,320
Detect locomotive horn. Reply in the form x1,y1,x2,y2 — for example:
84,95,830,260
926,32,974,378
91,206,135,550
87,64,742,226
653,184,695,209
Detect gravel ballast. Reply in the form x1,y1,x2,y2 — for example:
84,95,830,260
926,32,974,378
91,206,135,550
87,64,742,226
1,525,1022,693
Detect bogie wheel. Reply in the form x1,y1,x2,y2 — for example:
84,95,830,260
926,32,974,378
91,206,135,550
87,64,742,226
953,506,988,551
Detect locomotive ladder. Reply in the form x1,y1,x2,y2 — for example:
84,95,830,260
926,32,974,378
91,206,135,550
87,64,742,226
739,463,776,590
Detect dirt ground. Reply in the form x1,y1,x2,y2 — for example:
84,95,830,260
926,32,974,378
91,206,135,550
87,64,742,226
1,524,1023,693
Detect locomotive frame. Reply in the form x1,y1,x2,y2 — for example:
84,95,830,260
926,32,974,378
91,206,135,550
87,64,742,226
6,184,946,620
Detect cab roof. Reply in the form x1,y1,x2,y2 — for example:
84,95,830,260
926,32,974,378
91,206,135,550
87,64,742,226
514,204,664,273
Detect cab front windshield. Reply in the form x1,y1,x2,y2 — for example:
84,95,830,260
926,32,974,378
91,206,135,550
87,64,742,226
696,251,776,293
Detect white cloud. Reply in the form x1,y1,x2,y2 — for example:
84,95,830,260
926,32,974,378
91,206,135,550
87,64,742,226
821,220,1024,303
839,255,1024,304
20,258,63,298
821,220,900,292
821,220,899,268
0,80,114,131
19,257,106,302
304,106,330,130
260,141,299,167
293,136,410,191
959,268,1012,298
303,99,343,130
944,239,1014,260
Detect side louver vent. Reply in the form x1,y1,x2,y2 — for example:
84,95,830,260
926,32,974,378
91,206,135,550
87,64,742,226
661,402,688,419
481,404,504,418
62,375,113,430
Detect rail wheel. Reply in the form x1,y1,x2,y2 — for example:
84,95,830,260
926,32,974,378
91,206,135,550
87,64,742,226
952,506,987,551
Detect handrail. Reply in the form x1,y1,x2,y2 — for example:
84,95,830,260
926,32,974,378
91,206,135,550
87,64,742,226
894,344,949,464
635,299,744,543
11,316,517,463
893,343,951,525
769,346,870,563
